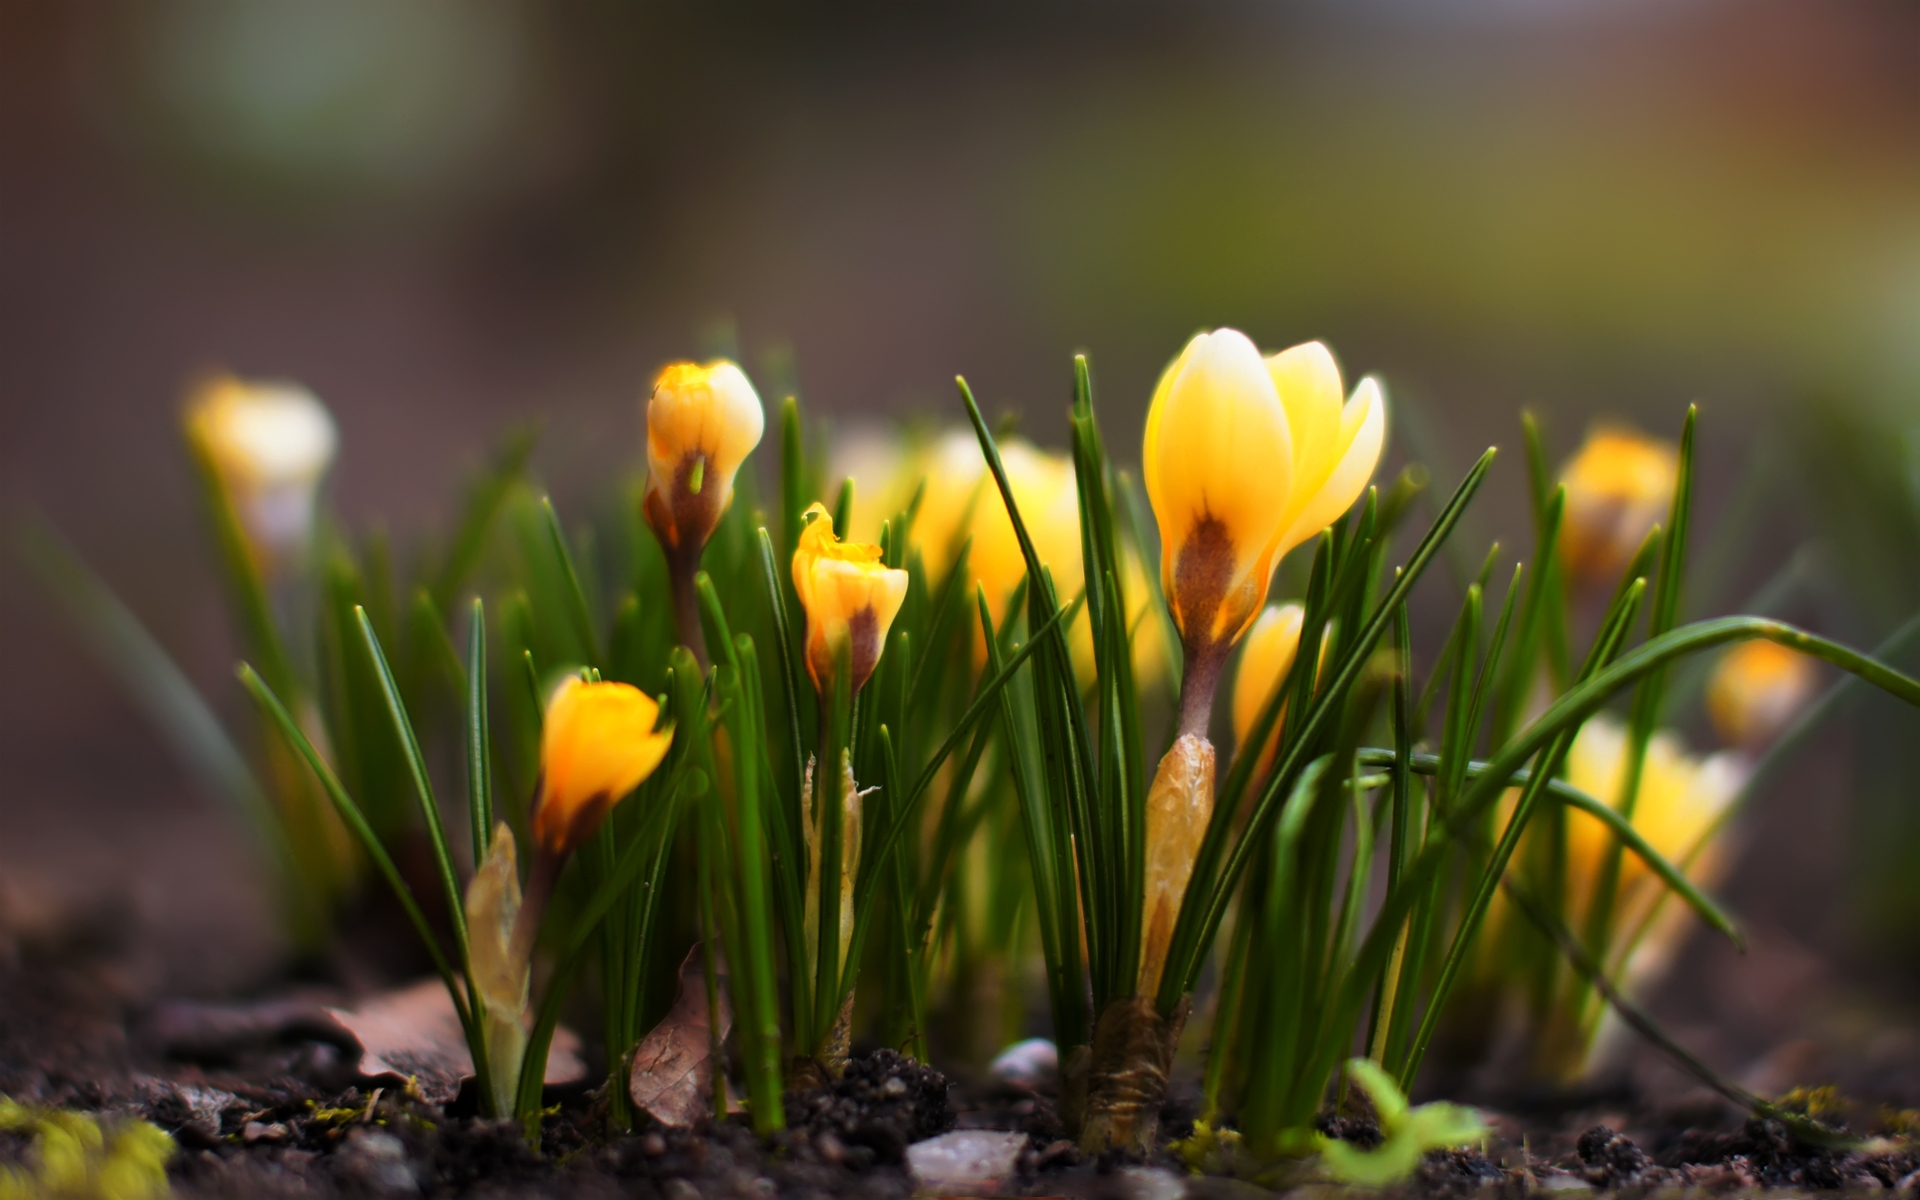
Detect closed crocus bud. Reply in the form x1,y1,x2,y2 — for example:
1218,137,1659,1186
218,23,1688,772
1559,426,1677,583
791,503,910,698
1707,641,1816,749
185,374,338,569
1230,603,1306,766
1144,331,1385,690
642,360,765,558
531,678,673,858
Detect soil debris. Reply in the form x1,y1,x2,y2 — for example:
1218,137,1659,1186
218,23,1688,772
782,1048,955,1168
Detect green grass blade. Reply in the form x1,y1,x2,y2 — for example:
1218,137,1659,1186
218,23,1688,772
847,600,1073,950
517,761,706,1125
540,497,602,667
238,663,468,1023
355,606,468,954
1354,749,1741,945
1157,447,1498,1014
431,426,537,616
1333,614,1920,1092
17,520,284,856
466,598,493,858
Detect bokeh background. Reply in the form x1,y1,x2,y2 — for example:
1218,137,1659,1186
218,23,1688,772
8,1,1920,1091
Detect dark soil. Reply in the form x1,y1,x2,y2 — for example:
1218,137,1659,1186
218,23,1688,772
12,946,1920,1197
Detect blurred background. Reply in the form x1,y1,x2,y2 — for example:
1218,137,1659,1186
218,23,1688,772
7,0,1920,1089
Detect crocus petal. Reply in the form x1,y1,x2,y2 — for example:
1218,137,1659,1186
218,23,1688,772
1230,603,1305,750
1143,329,1294,649
1274,375,1388,560
534,678,673,855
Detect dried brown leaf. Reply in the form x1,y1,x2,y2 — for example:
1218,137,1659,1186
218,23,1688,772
327,979,584,1103
628,947,732,1127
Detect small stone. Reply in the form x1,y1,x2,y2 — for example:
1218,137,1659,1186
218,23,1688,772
242,1120,289,1144
1534,1170,1594,1191
816,1131,847,1165
881,1075,908,1099
1117,1165,1187,1200
989,1037,1059,1088
1033,1138,1079,1169
663,1178,702,1200
907,1130,1027,1194
639,1132,668,1157
340,1128,417,1194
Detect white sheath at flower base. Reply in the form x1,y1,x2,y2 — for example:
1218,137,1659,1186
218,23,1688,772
465,824,529,1120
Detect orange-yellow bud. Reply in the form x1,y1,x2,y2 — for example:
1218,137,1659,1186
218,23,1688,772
1707,641,1816,749
184,373,338,566
1559,425,1677,583
791,504,909,698
835,429,1168,690
1230,603,1306,763
532,678,673,856
643,359,765,556
1143,330,1384,657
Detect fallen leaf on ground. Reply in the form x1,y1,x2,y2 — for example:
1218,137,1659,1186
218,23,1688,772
628,946,731,1127
327,979,584,1103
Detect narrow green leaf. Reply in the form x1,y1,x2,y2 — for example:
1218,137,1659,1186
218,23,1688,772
354,607,467,954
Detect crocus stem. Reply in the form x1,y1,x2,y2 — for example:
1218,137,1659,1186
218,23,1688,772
1177,639,1227,740
669,551,709,670
506,846,564,1005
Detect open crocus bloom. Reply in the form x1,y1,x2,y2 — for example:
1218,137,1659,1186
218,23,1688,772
791,503,910,698
531,678,674,857
643,359,765,556
1561,714,1744,988
1144,330,1385,659
186,374,338,566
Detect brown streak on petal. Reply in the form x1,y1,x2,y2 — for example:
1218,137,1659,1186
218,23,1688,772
1172,515,1235,655
848,606,881,694
670,453,723,549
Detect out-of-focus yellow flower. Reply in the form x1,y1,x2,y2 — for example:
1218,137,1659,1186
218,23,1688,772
1143,330,1385,658
642,359,765,556
1230,603,1306,768
792,504,910,698
836,428,1169,688
1561,714,1743,976
185,373,338,567
1707,641,1816,749
1559,425,1677,583
531,678,673,856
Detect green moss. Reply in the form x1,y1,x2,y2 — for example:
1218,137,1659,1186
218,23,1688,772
0,1097,175,1200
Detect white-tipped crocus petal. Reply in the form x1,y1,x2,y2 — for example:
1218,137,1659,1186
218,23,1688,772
1142,329,1295,647
1274,376,1387,560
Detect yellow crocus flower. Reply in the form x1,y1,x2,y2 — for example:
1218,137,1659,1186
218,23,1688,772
642,359,765,557
1559,425,1677,583
184,373,338,568
531,678,673,856
1134,331,1383,1006
1144,330,1385,661
1229,603,1306,768
791,503,910,698
1562,715,1743,989
1707,640,1816,750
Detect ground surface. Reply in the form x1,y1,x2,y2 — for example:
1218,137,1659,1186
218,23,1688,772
9,931,1920,1198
